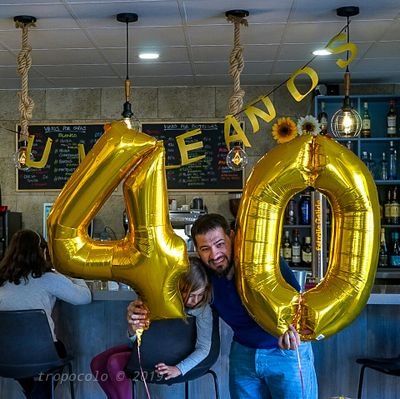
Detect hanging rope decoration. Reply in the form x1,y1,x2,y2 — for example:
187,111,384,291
226,10,248,116
15,16,36,146
225,10,249,171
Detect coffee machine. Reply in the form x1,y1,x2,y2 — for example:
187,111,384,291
169,198,206,254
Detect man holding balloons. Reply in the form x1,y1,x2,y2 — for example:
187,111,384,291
129,213,317,399
190,213,317,399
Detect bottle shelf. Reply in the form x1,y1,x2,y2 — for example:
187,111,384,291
337,137,400,142
376,268,400,278
314,94,400,279
316,94,400,140
376,180,400,185
282,224,311,229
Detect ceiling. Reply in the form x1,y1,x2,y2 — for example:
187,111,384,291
0,0,400,90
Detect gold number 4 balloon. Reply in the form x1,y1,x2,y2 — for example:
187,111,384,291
235,134,380,340
47,121,188,320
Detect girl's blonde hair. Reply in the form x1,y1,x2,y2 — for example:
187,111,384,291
179,256,211,308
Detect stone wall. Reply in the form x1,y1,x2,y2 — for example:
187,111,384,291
0,83,397,237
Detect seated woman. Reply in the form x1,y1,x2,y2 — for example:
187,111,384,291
90,256,212,399
0,229,92,398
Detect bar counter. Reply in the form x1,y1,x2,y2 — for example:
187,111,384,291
2,288,400,398
93,290,400,304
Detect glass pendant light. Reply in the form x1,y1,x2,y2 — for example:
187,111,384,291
226,143,249,171
13,140,33,170
331,6,361,138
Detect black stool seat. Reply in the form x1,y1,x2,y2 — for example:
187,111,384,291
125,310,220,399
0,309,75,399
356,355,400,398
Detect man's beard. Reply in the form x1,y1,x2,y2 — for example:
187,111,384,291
213,258,233,277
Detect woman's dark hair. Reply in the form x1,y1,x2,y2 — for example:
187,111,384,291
0,229,52,286
190,213,231,247
179,256,211,308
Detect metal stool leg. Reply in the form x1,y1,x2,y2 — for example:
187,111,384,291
357,365,367,399
50,375,55,399
67,363,75,399
206,369,220,399
131,380,137,399
185,380,189,399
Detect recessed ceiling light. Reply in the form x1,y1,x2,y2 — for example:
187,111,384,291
139,52,159,60
313,48,332,56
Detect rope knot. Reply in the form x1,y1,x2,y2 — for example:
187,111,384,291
227,15,248,116
15,22,35,142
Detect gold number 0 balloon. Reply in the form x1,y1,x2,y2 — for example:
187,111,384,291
47,121,188,320
235,134,380,340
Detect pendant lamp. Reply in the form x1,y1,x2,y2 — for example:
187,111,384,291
330,6,361,138
117,12,139,126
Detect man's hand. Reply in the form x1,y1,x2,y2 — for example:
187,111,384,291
278,324,301,350
127,299,150,335
155,363,182,380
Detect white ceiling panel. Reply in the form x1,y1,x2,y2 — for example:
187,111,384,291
87,26,187,48
0,0,398,90
68,1,183,28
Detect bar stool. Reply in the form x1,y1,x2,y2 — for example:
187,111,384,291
125,310,220,399
0,309,75,399
356,355,400,398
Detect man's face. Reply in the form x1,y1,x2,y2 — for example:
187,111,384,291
194,227,234,276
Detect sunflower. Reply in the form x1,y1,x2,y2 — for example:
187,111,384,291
271,117,297,144
297,115,321,136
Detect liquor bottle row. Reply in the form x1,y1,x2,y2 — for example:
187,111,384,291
281,229,312,268
319,99,400,137
284,191,331,226
283,227,400,269
379,227,400,267
360,141,398,180
284,191,313,225
382,186,400,225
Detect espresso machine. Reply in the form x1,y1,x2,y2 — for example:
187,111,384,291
169,197,206,254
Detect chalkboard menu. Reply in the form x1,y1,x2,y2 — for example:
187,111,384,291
142,122,243,191
16,123,105,191
16,122,243,192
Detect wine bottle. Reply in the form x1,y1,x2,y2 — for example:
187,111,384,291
361,151,369,167
291,229,301,267
301,236,312,267
388,141,398,180
380,152,388,181
282,230,292,264
299,191,311,225
285,199,296,225
384,188,392,225
389,231,400,267
387,100,397,137
391,186,399,225
318,102,328,135
378,227,388,267
361,102,371,137
367,153,376,178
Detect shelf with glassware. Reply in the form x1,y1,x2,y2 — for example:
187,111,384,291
315,94,400,275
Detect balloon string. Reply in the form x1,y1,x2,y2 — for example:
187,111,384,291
290,293,305,399
295,345,305,399
292,293,305,398
136,328,151,399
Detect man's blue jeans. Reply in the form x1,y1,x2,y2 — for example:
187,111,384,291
229,340,318,399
